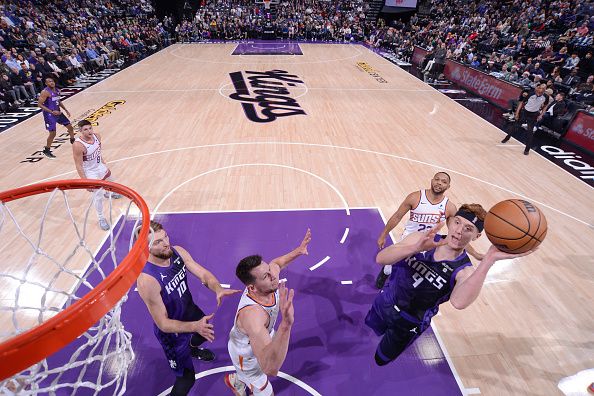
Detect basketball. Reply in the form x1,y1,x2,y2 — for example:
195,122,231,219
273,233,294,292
484,199,547,254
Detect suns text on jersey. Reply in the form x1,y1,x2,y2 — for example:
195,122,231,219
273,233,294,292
409,212,444,223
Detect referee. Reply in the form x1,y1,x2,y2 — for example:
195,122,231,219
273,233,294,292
501,83,550,155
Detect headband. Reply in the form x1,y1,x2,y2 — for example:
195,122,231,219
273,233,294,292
455,209,484,232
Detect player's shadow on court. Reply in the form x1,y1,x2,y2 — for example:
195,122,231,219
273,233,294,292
273,360,333,394
286,269,379,354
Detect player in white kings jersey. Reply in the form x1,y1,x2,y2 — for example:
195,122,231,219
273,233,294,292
375,172,484,289
225,229,311,396
72,120,121,231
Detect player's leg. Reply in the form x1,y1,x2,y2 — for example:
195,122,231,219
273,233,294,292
44,132,57,159
85,170,110,230
92,187,110,230
170,367,196,396
364,303,388,336
227,346,271,396
226,340,248,396
102,174,123,199
248,377,273,396
374,317,421,366
57,114,75,143
157,332,197,396
42,113,58,158
186,303,215,361
224,370,248,396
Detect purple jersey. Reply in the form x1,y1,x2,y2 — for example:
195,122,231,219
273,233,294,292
42,87,61,113
379,234,472,324
142,248,195,330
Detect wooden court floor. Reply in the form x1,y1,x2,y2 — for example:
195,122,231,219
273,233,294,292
0,43,592,395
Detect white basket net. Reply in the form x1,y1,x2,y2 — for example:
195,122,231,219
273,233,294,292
0,184,146,395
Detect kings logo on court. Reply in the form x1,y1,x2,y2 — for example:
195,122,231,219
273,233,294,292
228,70,306,123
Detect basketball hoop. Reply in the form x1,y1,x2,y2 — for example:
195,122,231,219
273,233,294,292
0,179,150,394
264,0,271,10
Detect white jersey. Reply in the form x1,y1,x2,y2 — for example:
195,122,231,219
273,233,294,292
75,134,108,179
402,189,448,237
228,288,280,394
229,288,280,353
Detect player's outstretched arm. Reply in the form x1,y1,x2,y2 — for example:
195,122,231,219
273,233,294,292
377,192,417,249
239,283,294,376
137,273,215,340
269,228,311,272
175,246,240,306
450,245,535,310
376,222,447,266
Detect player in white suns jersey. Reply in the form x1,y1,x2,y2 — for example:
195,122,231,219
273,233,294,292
401,188,449,236
225,229,311,396
72,120,121,231
375,172,484,289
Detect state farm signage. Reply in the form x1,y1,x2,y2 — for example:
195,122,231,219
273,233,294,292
565,111,594,153
444,61,522,109
411,46,429,66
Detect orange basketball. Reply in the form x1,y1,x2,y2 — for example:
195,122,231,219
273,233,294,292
484,199,547,254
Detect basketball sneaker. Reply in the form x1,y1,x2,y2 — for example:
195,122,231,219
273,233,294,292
98,218,110,231
224,373,247,396
190,347,215,361
104,192,123,199
375,269,389,289
43,147,56,159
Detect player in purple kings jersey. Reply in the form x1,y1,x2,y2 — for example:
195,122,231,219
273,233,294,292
366,204,536,366
37,76,76,158
136,221,241,395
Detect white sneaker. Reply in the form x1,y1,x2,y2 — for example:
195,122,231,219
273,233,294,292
521,123,528,129
224,373,246,396
98,218,110,231
104,192,122,199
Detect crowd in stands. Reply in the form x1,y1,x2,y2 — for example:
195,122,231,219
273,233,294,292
2,0,593,134
369,0,594,133
175,0,373,42
0,0,170,111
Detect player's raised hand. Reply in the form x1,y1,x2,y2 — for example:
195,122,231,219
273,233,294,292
216,287,241,307
297,228,311,255
278,282,295,327
413,222,448,252
377,233,387,249
194,313,215,342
